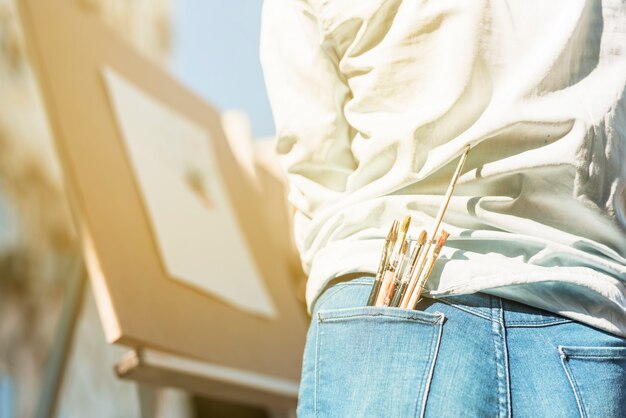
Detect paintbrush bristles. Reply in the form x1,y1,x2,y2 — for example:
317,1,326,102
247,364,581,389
417,230,427,245
395,215,411,252
400,215,411,235
390,215,411,266
435,230,449,251
387,220,399,254
390,220,399,245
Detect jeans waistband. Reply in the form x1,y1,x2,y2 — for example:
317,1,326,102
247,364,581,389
325,276,572,327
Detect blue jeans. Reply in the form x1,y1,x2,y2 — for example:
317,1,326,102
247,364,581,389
297,277,626,417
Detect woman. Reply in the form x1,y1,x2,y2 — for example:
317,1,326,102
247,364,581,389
260,0,626,416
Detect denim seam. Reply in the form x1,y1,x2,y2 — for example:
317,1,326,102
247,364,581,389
491,297,511,418
499,298,512,418
314,314,321,418
490,306,500,418
417,313,445,418
559,347,586,418
409,314,439,418
438,299,491,321
506,319,573,327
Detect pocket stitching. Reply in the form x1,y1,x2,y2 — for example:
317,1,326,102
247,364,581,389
415,316,444,418
318,306,444,325
560,346,626,359
559,345,626,418
564,354,626,360
320,312,443,325
559,346,587,418
314,308,445,417
505,318,573,327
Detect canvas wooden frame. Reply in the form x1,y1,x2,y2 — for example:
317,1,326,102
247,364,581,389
17,0,307,394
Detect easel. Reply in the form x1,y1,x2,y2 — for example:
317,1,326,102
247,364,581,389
18,0,307,416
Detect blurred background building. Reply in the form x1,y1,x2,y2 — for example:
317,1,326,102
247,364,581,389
0,0,283,416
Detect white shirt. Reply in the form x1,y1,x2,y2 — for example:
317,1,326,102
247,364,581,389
260,0,626,336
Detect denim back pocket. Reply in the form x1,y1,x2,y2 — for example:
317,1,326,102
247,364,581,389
314,305,444,418
559,346,626,417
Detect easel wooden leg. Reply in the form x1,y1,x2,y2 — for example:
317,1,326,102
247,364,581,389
35,258,86,418
137,383,160,418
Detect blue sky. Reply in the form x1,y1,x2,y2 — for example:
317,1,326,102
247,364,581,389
171,1,275,138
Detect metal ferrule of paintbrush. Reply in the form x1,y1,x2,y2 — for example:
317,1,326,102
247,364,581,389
375,216,411,306
383,239,409,306
367,220,398,306
391,230,427,307
404,230,427,283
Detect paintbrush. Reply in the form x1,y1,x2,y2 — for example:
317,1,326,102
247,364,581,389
367,220,398,306
401,144,470,309
410,230,450,308
376,216,411,306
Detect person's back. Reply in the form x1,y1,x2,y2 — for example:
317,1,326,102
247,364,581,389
260,0,626,415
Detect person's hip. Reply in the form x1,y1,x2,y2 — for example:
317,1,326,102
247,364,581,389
297,276,626,417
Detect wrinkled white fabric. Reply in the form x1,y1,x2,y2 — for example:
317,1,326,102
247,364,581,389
260,0,626,336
